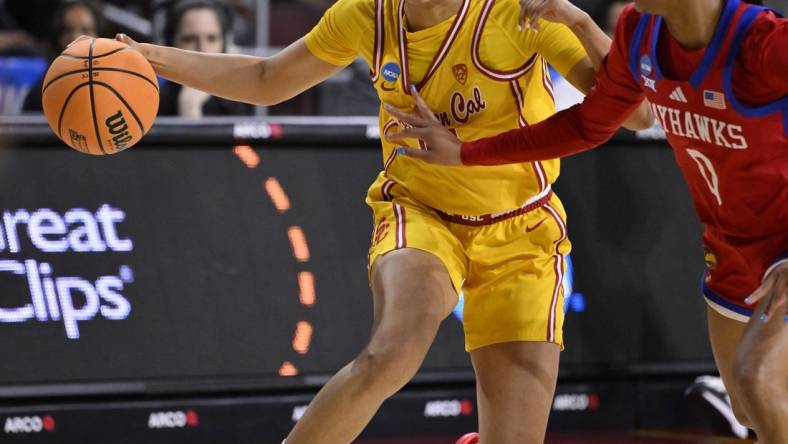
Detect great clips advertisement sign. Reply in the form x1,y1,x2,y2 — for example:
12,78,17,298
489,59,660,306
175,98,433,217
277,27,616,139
0,205,134,339
0,146,469,392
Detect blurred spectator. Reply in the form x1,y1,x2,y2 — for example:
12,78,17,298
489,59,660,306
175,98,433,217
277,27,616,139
0,0,45,56
604,1,628,36
21,0,104,113
158,0,252,117
50,0,104,56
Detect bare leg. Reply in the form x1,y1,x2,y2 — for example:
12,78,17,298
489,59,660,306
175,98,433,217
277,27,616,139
471,341,560,444
285,249,457,444
708,299,788,444
707,307,751,426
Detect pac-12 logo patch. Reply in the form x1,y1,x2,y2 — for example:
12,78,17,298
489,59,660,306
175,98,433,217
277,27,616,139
382,62,401,83
640,54,652,76
452,64,468,85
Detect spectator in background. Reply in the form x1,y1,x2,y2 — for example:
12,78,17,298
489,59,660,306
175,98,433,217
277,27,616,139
158,0,252,117
603,1,628,37
22,0,104,112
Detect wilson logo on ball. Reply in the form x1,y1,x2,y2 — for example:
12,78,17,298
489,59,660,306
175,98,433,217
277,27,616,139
105,110,133,151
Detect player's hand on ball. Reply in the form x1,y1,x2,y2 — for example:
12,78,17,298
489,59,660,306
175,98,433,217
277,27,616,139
745,263,788,320
384,88,463,166
518,0,587,31
115,33,141,51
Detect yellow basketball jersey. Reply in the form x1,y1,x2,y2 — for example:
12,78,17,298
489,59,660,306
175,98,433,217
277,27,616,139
306,0,586,215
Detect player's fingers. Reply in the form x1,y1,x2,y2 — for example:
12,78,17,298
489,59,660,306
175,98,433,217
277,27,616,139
518,1,529,31
763,276,788,320
386,127,428,142
745,287,767,306
520,0,542,29
529,1,548,31
410,87,439,123
384,104,426,127
764,288,788,319
115,33,140,49
745,276,774,306
395,146,431,162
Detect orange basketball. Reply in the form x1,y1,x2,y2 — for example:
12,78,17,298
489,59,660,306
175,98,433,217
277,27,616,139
42,37,159,155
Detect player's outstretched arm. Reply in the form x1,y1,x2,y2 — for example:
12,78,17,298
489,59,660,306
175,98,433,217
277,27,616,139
387,61,646,165
115,34,343,106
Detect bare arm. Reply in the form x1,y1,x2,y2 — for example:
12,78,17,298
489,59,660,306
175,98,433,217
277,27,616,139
117,34,343,106
518,0,653,130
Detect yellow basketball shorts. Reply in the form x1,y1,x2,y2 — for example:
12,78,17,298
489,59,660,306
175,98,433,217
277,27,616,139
366,178,571,351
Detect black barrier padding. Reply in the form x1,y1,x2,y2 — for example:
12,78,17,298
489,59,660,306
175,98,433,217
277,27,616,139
0,379,703,443
556,145,712,373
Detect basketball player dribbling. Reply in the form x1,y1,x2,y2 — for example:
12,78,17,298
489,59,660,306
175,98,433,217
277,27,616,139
387,0,788,442
112,0,653,442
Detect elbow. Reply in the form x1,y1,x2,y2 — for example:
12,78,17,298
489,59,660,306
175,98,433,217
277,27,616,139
623,115,655,131
622,104,655,131
250,59,284,107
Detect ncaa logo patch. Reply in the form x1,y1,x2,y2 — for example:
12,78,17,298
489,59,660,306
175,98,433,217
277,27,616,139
640,54,652,76
382,62,401,83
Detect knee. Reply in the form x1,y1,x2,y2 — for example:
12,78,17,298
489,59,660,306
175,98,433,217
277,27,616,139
350,346,419,395
351,322,439,394
731,355,785,420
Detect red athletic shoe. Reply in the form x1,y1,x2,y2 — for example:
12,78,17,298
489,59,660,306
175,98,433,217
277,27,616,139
455,433,479,444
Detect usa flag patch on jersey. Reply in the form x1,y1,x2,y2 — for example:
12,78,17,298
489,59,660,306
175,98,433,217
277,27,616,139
703,90,727,110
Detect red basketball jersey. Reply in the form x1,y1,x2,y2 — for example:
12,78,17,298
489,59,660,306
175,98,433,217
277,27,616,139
629,0,788,239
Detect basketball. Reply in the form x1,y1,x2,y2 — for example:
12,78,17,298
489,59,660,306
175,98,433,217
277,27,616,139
42,37,159,155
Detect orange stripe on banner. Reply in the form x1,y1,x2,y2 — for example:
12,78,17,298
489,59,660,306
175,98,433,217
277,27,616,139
265,177,291,212
233,145,259,168
292,321,313,354
288,226,311,262
279,361,298,377
298,271,316,306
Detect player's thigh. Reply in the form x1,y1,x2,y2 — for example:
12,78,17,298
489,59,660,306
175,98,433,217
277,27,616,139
707,306,751,423
470,341,560,444
366,195,463,352
367,194,465,337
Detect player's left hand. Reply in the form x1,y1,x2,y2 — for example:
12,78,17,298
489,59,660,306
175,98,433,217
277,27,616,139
384,87,463,166
518,0,588,32
745,263,788,321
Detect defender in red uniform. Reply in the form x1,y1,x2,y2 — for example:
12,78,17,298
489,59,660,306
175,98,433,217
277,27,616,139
386,0,788,442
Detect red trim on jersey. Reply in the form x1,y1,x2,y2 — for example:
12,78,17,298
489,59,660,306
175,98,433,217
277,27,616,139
370,0,385,81
397,0,410,91
471,0,539,80
543,203,568,343
384,148,397,175
508,79,548,192
382,179,395,201
435,188,553,226
397,0,470,91
541,58,555,103
394,203,407,248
